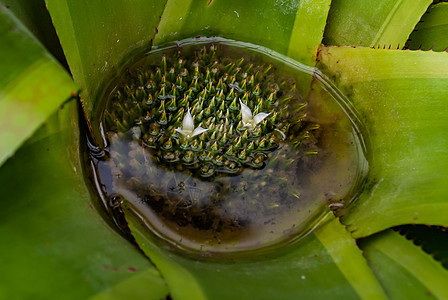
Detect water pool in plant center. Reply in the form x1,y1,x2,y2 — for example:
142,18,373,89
86,38,368,256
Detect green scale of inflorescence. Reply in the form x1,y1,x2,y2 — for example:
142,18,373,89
104,45,313,178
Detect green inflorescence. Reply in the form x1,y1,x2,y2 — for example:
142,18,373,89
104,44,310,178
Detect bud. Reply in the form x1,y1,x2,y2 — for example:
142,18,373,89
158,110,168,125
161,55,167,74
166,97,177,111
183,151,195,163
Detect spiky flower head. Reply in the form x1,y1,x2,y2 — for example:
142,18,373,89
104,44,310,178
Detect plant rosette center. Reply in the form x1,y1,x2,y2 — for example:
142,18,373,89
92,41,363,255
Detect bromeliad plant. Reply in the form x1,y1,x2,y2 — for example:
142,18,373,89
2,0,448,299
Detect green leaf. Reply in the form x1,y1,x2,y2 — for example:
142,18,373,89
407,3,448,52
397,225,448,269
324,0,432,48
314,215,387,299
0,4,76,166
45,0,168,117
126,205,385,300
154,0,330,66
2,0,68,66
360,230,448,299
0,103,168,299
287,0,331,66
318,46,448,237
88,268,169,300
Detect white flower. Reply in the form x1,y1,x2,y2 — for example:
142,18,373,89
240,100,271,129
175,109,208,138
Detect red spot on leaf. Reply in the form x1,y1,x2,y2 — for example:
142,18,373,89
128,267,137,272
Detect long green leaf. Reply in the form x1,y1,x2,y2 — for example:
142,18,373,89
45,0,168,117
125,207,206,300
318,46,448,237
407,3,448,51
2,0,67,66
0,4,76,166
397,225,448,269
0,103,168,299
154,0,330,67
360,230,448,299
324,0,431,48
287,0,331,66
314,215,386,299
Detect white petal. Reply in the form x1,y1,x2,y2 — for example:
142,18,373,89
239,100,253,124
182,109,194,132
175,128,191,137
253,112,271,125
191,127,208,137
242,121,252,128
